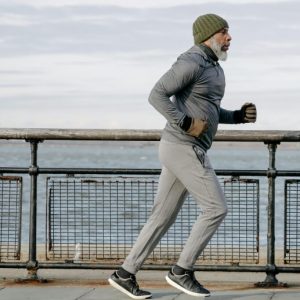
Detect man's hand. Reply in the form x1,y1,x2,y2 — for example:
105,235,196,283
187,118,208,137
234,102,257,123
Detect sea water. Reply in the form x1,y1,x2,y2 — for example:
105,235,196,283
1,139,300,248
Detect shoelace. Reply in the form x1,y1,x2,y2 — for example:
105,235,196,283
183,270,203,287
178,269,194,279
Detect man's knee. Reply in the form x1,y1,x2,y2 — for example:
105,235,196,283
204,203,228,221
218,204,228,220
215,202,228,224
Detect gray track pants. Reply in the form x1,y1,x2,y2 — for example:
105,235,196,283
122,139,228,274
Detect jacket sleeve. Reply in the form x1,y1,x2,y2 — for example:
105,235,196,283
219,107,236,124
148,58,199,126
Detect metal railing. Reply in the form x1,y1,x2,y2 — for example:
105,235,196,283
45,176,259,264
0,128,300,287
0,176,22,261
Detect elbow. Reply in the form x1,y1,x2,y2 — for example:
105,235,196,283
148,90,155,106
148,86,159,108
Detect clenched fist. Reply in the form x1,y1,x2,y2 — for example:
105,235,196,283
234,103,257,123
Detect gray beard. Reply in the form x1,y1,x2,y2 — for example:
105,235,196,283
209,36,228,61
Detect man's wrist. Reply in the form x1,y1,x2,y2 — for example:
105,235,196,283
233,110,244,123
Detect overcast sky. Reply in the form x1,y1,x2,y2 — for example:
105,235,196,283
0,0,299,130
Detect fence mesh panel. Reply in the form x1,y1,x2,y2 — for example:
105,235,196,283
0,176,22,261
284,179,300,264
46,176,259,265
201,177,259,263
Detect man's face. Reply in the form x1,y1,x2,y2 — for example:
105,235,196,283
206,28,232,61
213,28,231,51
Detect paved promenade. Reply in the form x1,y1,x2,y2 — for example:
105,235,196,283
1,268,300,299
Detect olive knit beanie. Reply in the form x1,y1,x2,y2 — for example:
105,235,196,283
193,14,229,44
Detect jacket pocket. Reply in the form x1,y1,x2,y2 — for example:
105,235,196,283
192,145,205,167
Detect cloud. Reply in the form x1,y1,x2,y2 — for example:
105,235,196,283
0,1,300,129
0,13,37,26
7,0,297,8
1,1,299,57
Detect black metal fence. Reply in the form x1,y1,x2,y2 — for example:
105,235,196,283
46,176,259,265
284,180,300,264
0,129,300,287
0,176,22,261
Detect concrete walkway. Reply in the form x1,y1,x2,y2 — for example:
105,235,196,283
1,268,300,300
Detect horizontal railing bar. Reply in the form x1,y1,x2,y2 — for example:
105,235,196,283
1,128,300,142
0,168,164,175
24,263,300,273
38,168,161,175
1,262,299,273
217,170,267,176
277,267,300,273
38,168,268,176
276,171,300,176
218,170,300,176
39,168,267,176
0,168,267,176
31,263,275,272
0,168,29,173
1,167,300,177
0,262,27,268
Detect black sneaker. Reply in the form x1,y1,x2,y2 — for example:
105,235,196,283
108,271,152,299
166,268,210,297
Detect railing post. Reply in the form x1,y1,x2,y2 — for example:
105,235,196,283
256,142,286,287
265,143,278,285
25,139,44,281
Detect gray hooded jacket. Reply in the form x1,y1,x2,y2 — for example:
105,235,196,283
148,44,236,152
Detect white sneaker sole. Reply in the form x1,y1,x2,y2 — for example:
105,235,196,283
108,278,152,299
165,275,210,297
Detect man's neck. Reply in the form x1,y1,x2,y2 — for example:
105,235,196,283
198,43,218,62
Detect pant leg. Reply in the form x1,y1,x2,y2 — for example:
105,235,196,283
122,145,188,274
159,141,228,270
